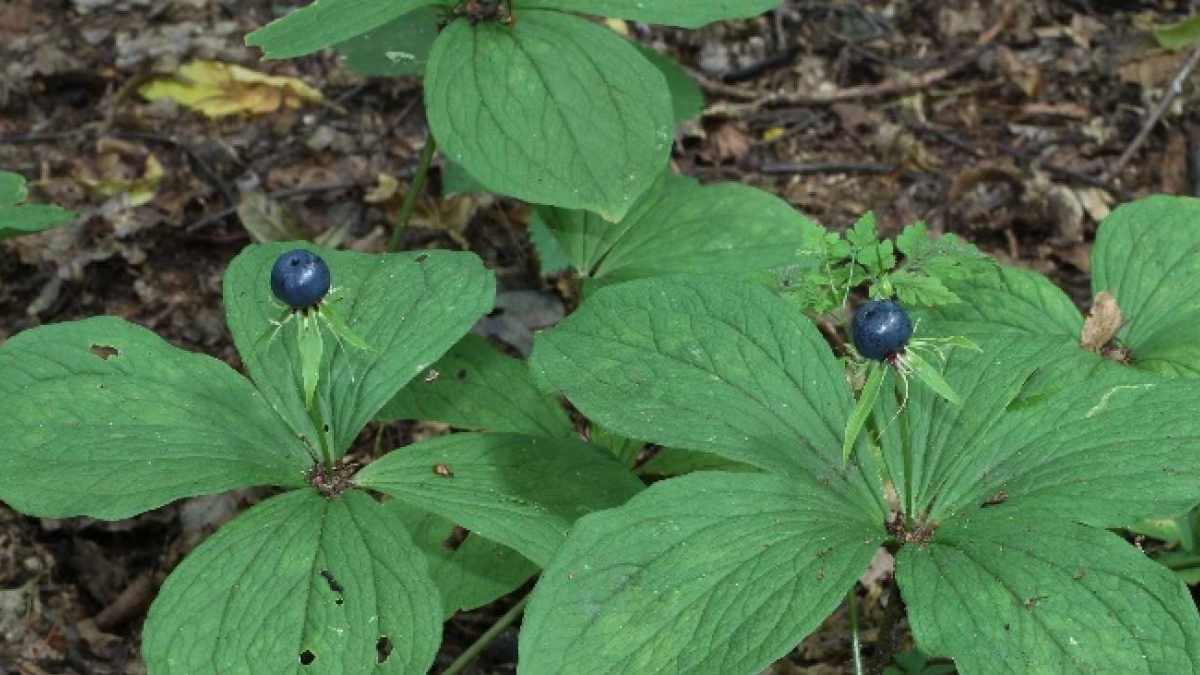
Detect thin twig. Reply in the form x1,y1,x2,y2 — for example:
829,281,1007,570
760,161,898,175
1109,44,1200,178
441,595,529,675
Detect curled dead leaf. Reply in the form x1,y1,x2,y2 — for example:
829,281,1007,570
1081,291,1123,353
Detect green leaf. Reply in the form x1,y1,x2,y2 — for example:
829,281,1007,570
518,471,885,675
636,447,760,477
588,425,643,469
379,334,574,438
383,500,537,618
898,511,1200,674
246,0,442,60
425,10,672,221
529,276,887,518
334,5,440,77
527,211,573,276
512,0,782,29
889,270,960,307
541,173,819,285
634,44,704,124
1092,195,1200,377
223,243,495,460
894,337,1200,526
915,263,1083,339
143,489,442,675
0,171,75,242
1156,548,1200,586
0,317,309,519
354,432,644,566
844,361,887,465
1155,14,1200,50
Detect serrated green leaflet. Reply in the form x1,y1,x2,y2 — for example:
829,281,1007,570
634,45,704,124
383,500,537,618
354,432,644,566
143,489,442,675
1093,196,1200,377
518,471,885,675
898,511,1200,674
425,10,672,221
0,170,74,242
379,334,573,438
246,0,443,59
223,243,494,459
530,276,887,518
513,0,781,28
890,337,1200,526
333,5,440,77
540,173,819,285
0,317,308,519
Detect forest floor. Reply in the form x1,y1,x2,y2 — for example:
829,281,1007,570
2,0,1199,673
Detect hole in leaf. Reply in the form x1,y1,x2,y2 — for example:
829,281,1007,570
456,369,468,381
323,424,330,433
336,598,344,606
300,650,316,665
415,253,429,263
90,344,119,360
376,636,393,664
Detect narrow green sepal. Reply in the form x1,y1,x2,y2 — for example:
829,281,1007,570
844,361,886,465
320,301,374,353
904,349,962,405
298,313,324,408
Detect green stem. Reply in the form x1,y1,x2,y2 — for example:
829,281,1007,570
848,586,865,675
898,385,914,518
441,595,529,675
388,133,438,253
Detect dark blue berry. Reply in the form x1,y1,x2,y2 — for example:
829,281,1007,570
851,299,913,361
270,249,331,309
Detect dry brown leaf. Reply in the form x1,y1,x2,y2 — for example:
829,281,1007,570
1081,291,1123,353
138,60,323,118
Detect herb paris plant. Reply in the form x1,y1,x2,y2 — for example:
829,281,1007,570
245,0,779,221
0,242,643,674
521,274,1200,675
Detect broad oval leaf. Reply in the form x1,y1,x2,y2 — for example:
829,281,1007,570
915,263,1083,339
529,276,887,518
1092,195,1200,377
0,317,308,519
246,0,442,60
224,243,495,459
540,173,819,285
898,512,1200,674
334,6,441,77
518,471,885,675
425,10,672,221
143,489,443,675
354,432,644,566
512,0,782,29
893,337,1200,527
384,500,537,618
379,334,573,438
0,170,75,242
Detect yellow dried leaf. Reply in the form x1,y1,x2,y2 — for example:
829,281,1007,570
138,60,324,118
604,18,630,37
78,154,164,206
761,126,785,142
364,173,400,204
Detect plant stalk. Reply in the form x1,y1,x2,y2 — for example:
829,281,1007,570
388,133,438,253
868,579,906,675
848,586,865,675
441,595,529,675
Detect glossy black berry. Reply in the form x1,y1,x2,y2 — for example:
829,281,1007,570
851,299,913,361
270,249,331,309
